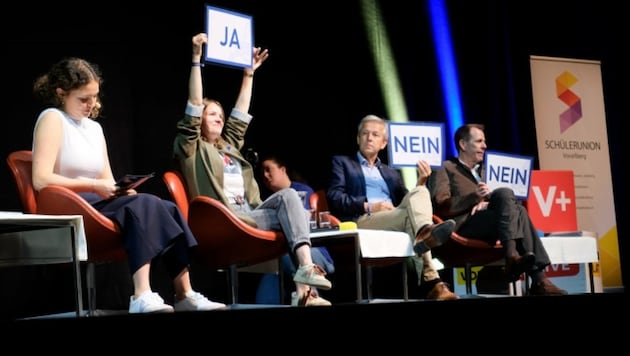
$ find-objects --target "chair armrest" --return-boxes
[36,185,119,234]
[189,196,280,239]
[187,195,287,268]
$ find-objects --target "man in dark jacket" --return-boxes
[428,123,566,295]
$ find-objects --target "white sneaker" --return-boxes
[129,291,174,314]
[293,264,332,290]
[174,290,226,312]
[291,289,332,306]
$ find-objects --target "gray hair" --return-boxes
[357,114,389,141]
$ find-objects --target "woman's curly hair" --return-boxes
[33,57,103,118]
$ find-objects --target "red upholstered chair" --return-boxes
[162,170,190,220]
[162,170,288,304]
[6,150,127,315]
[6,150,38,214]
[430,215,506,296]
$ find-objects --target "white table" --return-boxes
[541,235,599,293]
[310,229,600,299]
[0,212,87,317]
[483,234,599,296]
[310,228,414,302]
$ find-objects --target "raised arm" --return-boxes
[189,33,206,106]
[233,46,269,113]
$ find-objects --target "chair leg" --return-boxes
[524,274,530,293]
[464,263,473,295]
[401,262,408,301]
[277,258,284,304]
[86,262,96,316]
[228,265,238,304]
[508,273,527,296]
[365,265,373,301]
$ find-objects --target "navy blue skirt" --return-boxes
[82,192,197,276]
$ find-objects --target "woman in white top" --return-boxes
[32,57,226,313]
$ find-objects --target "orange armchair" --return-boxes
[162,170,288,304]
[6,150,38,214]
[430,215,505,296]
[162,170,190,219]
[6,150,127,316]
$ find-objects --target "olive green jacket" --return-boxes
[173,102,262,227]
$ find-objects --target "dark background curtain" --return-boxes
[2,1,626,316]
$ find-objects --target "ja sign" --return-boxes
[204,5,253,69]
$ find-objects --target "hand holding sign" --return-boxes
[483,150,533,199]
[476,182,491,200]
[387,122,445,168]
[205,5,253,69]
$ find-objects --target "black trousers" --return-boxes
[455,187,551,271]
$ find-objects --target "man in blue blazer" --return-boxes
[327,114,458,300]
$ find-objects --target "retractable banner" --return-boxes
[529,55,621,289]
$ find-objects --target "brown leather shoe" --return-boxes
[529,278,568,296]
[426,281,459,300]
[504,252,535,282]
[413,219,455,255]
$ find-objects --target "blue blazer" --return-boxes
[326,154,408,222]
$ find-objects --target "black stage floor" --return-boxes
[5,291,626,351]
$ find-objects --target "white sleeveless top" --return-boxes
[34,108,105,179]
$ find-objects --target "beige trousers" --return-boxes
[356,185,439,284]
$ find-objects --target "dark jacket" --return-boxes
[427,157,485,230]
[173,106,262,227]
[326,153,408,222]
